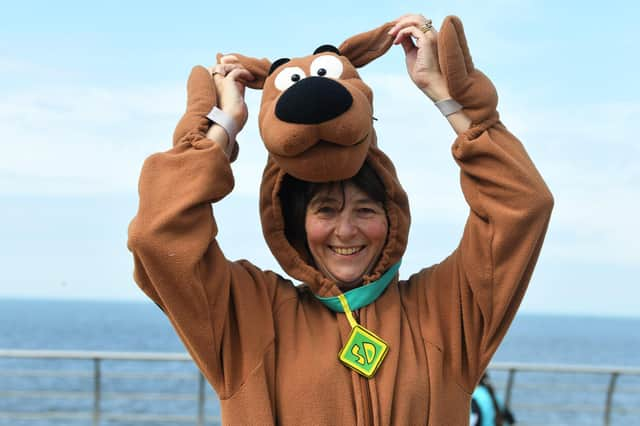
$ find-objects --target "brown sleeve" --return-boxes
[418,117,554,391]
[127,135,286,399]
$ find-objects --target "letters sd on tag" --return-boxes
[338,325,389,378]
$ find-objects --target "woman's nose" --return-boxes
[335,214,357,239]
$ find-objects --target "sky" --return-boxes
[1,0,638,317]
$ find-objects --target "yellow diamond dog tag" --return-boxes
[339,324,389,378]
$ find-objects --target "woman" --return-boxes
[128,13,553,425]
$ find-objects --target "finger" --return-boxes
[427,28,440,58]
[406,25,437,46]
[399,35,415,55]
[212,63,251,79]
[398,26,440,70]
[226,67,254,84]
[389,14,433,36]
[219,54,239,65]
[391,13,425,28]
[417,27,438,48]
[393,26,413,45]
[225,68,255,99]
[224,71,247,98]
[394,26,430,46]
[224,63,252,76]
[211,63,228,79]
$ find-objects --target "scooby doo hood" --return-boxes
[223,22,411,296]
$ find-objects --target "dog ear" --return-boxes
[437,16,498,123]
[338,22,395,68]
[216,53,271,89]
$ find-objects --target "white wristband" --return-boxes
[434,99,463,117]
[207,106,238,145]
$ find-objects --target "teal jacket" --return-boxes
[471,385,499,426]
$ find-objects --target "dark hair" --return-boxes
[279,161,387,256]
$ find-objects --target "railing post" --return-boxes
[93,358,101,426]
[604,372,619,426]
[198,372,205,426]
[504,368,516,408]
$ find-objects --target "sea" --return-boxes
[0,299,638,425]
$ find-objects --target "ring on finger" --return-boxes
[420,18,433,33]
[212,69,226,77]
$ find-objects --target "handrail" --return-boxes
[4,350,640,374]
[0,349,639,425]
[0,349,210,426]
[0,349,192,361]
[490,361,640,375]
[489,362,640,426]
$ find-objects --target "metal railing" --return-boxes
[488,362,640,426]
[0,349,639,425]
[0,350,217,425]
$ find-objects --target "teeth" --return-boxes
[331,246,363,255]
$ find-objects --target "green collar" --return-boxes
[314,262,401,312]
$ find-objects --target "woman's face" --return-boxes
[305,182,388,289]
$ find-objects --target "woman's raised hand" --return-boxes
[388,14,450,103]
[388,14,472,134]
[208,55,254,132]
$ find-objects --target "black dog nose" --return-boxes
[275,77,353,124]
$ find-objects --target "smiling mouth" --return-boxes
[330,246,365,256]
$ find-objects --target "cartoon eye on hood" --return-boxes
[310,55,343,79]
[274,66,306,91]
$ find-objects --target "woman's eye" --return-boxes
[274,66,307,91]
[310,55,343,79]
[318,206,335,214]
